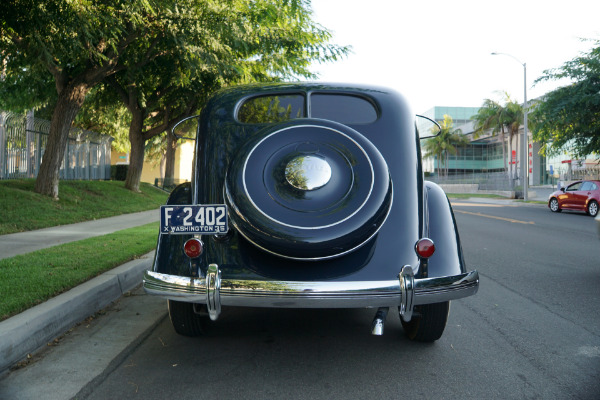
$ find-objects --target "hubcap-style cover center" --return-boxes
[285,155,332,191]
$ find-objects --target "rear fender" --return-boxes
[423,181,466,278]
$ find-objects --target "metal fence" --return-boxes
[552,165,600,182]
[428,171,515,191]
[428,167,600,192]
[0,111,112,180]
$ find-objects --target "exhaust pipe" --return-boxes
[371,307,389,335]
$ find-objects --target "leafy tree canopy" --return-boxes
[75,86,131,153]
[1,0,158,109]
[471,93,525,179]
[87,0,349,191]
[1,0,170,197]
[472,93,523,140]
[531,39,600,159]
[0,0,349,196]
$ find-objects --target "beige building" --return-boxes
[110,140,195,185]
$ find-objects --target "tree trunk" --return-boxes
[500,129,508,178]
[163,130,178,188]
[442,152,447,178]
[34,82,89,199]
[513,135,523,186]
[508,135,514,181]
[124,111,145,192]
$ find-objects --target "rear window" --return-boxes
[238,94,304,124]
[580,182,595,191]
[310,94,378,124]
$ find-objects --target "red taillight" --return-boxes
[415,238,435,259]
[184,238,203,258]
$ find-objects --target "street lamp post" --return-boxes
[491,52,528,201]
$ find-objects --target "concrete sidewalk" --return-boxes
[0,285,167,400]
[525,185,555,201]
[463,186,554,205]
[0,210,161,373]
[0,209,158,260]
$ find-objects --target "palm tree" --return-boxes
[504,99,524,181]
[471,94,524,181]
[471,98,509,177]
[423,115,469,177]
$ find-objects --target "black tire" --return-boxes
[549,198,561,213]
[168,300,211,337]
[588,200,599,217]
[400,301,450,342]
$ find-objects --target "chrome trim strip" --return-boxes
[143,269,479,309]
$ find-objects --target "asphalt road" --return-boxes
[4,200,600,399]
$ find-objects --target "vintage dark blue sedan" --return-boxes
[143,83,479,342]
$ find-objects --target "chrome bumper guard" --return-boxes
[143,264,479,321]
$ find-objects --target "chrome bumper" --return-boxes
[143,265,479,321]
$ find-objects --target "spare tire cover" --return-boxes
[225,119,392,260]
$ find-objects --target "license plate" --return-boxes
[160,205,228,234]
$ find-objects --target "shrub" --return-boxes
[111,164,128,181]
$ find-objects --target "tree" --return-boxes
[3,0,347,196]
[1,0,167,198]
[472,98,509,176]
[0,0,348,197]
[75,87,131,154]
[423,115,468,177]
[471,94,524,180]
[60,0,348,192]
[504,98,524,180]
[531,40,600,159]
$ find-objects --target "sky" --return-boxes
[309,0,600,114]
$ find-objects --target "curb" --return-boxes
[0,251,155,373]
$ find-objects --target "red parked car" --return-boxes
[548,180,600,217]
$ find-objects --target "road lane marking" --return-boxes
[454,209,535,224]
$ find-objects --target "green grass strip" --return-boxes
[0,180,168,235]
[0,222,159,321]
